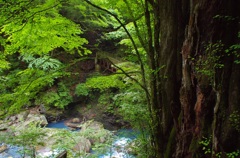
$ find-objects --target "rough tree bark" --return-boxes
[145,0,187,157]
[175,0,240,157]
[148,0,239,157]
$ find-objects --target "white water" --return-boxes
[99,137,135,158]
[0,122,136,158]
[0,144,24,158]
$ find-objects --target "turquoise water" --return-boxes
[0,144,23,158]
[98,137,135,158]
[0,122,137,158]
[46,122,137,158]
[0,121,68,158]
[46,120,68,128]
[96,129,137,158]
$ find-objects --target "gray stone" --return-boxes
[81,120,104,131]
[0,123,8,131]
[16,111,29,122]
[73,137,91,153]
[39,104,46,114]
[23,114,48,127]
[65,122,81,129]
[9,116,17,122]
[71,118,80,123]
[80,120,113,145]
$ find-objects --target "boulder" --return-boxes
[71,118,81,123]
[9,116,17,122]
[125,140,139,155]
[65,122,81,129]
[38,104,46,114]
[73,137,91,153]
[80,120,113,145]
[23,114,48,127]
[16,111,29,122]
[36,128,92,157]
[1,112,48,132]
[0,144,7,153]
[81,120,104,131]
[0,123,8,131]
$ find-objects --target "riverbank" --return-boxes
[0,109,137,158]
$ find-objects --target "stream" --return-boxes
[97,129,136,158]
[46,121,136,158]
[0,121,136,158]
[98,137,133,158]
[0,145,23,158]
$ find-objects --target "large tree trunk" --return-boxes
[147,0,240,157]
[174,0,240,157]
[157,0,188,157]
[145,0,187,157]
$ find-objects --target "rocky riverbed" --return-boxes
[0,110,113,157]
[0,109,137,158]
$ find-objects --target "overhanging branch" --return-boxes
[107,59,149,93]
[83,0,150,99]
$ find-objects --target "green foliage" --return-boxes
[62,0,119,31]
[89,0,148,63]
[75,83,90,97]
[113,85,149,125]
[199,136,212,155]
[229,110,240,132]
[96,91,115,114]
[199,136,240,158]
[53,129,89,157]
[0,0,93,115]
[98,92,113,105]
[226,150,240,158]
[0,59,10,71]
[195,41,224,82]
[103,28,128,41]
[213,15,237,21]
[20,54,62,71]
[225,31,240,64]
[1,12,89,56]
[85,74,125,91]
[0,68,66,114]
[104,18,147,63]
[112,82,152,157]
[36,82,73,109]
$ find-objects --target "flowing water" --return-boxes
[0,144,24,158]
[98,137,135,158]
[96,129,137,158]
[0,121,136,158]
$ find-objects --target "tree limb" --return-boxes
[113,12,145,31]
[83,0,150,99]
[106,58,149,93]
[123,0,148,52]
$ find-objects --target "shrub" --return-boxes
[75,83,90,97]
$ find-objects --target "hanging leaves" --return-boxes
[2,14,89,55]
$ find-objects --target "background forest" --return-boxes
[0,0,240,158]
